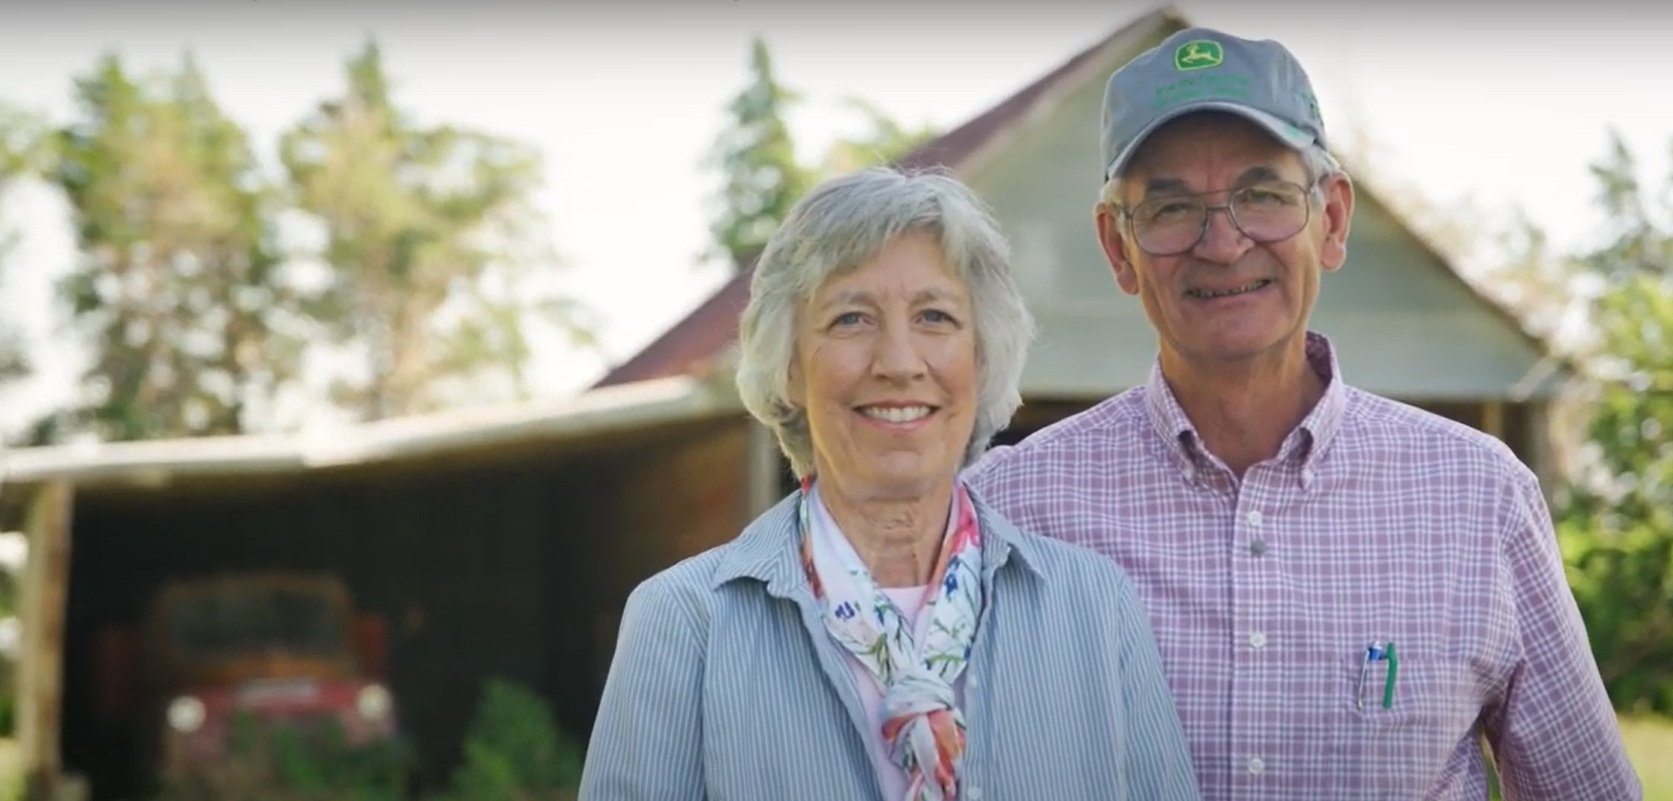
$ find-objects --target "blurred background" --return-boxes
[0,1,1669,799]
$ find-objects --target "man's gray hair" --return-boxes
[735,167,1036,479]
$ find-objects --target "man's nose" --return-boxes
[1193,204,1254,263]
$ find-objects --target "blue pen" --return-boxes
[1356,640,1386,709]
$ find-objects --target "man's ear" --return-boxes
[1095,204,1141,296]
[1319,173,1354,272]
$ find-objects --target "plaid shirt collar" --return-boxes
[1142,331,1349,485]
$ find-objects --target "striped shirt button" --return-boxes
[1248,631,1268,649]
[1245,510,1264,527]
[1248,757,1266,775]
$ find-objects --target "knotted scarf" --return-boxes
[798,478,983,801]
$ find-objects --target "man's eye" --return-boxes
[1237,186,1296,207]
[920,309,956,325]
[1142,200,1197,223]
[831,312,865,327]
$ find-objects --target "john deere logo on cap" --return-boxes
[1174,40,1224,71]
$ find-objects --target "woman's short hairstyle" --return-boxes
[735,167,1036,480]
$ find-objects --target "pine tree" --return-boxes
[281,42,588,420]
[50,54,298,440]
[706,37,807,272]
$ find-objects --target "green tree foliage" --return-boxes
[817,97,938,175]
[47,55,300,441]
[443,678,583,801]
[1556,132,1673,713]
[705,41,939,273]
[0,105,51,387]
[281,43,582,420]
[706,37,808,272]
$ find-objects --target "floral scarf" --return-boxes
[798,478,984,801]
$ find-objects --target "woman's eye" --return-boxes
[920,309,956,325]
[831,311,865,327]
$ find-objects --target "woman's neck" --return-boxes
[817,477,954,588]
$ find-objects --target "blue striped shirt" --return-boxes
[580,491,1202,800]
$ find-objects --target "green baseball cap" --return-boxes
[1101,27,1328,180]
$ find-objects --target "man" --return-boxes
[966,26,1640,800]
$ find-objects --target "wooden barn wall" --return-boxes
[563,422,752,738]
[55,419,750,799]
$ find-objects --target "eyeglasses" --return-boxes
[1116,179,1319,257]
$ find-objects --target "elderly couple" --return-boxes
[580,27,1641,801]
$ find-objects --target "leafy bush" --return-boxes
[1553,136,1673,715]
[153,715,412,801]
[442,678,583,801]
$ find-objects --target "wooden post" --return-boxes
[745,422,781,520]
[17,481,74,800]
[1481,400,1506,441]
[1524,402,1559,501]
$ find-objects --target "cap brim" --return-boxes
[1104,101,1317,180]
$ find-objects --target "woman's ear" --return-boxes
[786,357,804,408]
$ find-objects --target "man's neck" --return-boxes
[1160,343,1326,477]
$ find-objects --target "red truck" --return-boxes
[95,572,398,780]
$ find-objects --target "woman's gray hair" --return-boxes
[735,167,1036,479]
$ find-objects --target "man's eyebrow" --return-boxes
[1140,177,1192,197]
[1139,165,1295,199]
[1235,165,1285,184]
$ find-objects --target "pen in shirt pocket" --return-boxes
[1356,640,1399,710]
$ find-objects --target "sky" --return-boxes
[1,0,1671,435]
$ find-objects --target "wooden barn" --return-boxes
[2,376,758,799]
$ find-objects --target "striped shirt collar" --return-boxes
[1142,331,1349,481]
[709,485,1047,595]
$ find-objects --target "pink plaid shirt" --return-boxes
[966,333,1639,801]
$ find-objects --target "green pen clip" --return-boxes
[1381,640,1399,710]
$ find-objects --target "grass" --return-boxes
[0,738,16,801]
[1622,714,1673,800]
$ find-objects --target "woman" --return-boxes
[581,168,1198,800]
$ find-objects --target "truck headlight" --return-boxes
[356,684,393,721]
[166,696,206,734]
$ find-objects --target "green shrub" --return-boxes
[153,714,412,801]
[443,678,583,801]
